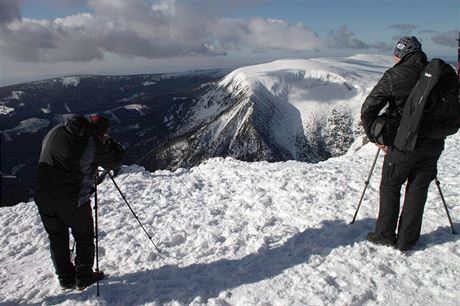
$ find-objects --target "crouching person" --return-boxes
[34,114,125,290]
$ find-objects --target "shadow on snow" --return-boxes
[4,218,459,306]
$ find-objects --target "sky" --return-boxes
[0,0,458,86]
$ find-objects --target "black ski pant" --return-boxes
[375,138,444,249]
[35,193,94,283]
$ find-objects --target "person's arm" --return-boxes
[95,138,125,170]
[361,71,393,143]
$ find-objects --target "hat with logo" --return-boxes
[393,36,422,59]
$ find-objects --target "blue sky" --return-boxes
[0,0,458,85]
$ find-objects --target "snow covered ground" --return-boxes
[1,131,459,305]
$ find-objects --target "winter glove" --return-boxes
[106,138,126,157]
[96,138,125,170]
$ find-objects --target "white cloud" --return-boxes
[326,25,368,50]
[370,41,393,52]
[389,24,417,32]
[432,30,458,47]
[0,0,325,63]
[0,0,21,25]
[212,17,323,52]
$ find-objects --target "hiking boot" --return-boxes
[59,278,75,290]
[395,242,414,252]
[367,232,396,247]
[76,270,105,291]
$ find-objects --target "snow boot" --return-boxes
[58,268,75,290]
[59,278,75,290]
[395,241,414,252]
[367,232,396,247]
[76,270,105,291]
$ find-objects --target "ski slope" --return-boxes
[1,132,459,305]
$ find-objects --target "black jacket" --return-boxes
[36,116,124,207]
[361,52,428,142]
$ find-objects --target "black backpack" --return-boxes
[393,59,460,152]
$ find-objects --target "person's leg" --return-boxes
[61,202,95,283]
[36,199,75,288]
[374,150,412,242]
[397,157,438,250]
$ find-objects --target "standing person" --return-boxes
[34,114,124,290]
[361,36,446,252]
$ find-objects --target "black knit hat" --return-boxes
[393,36,422,59]
[89,113,110,134]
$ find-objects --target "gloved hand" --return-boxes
[105,138,126,155]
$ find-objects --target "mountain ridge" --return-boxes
[141,55,393,169]
[1,55,393,205]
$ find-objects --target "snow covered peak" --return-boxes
[186,55,393,163]
[220,55,392,92]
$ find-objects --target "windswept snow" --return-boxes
[11,91,24,100]
[0,103,14,115]
[117,93,140,103]
[61,76,81,87]
[123,104,149,115]
[1,132,459,305]
[0,91,24,115]
[1,118,50,141]
[41,104,52,114]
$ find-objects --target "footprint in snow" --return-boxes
[163,233,187,247]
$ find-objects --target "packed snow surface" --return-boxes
[1,131,459,305]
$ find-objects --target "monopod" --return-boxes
[94,172,101,296]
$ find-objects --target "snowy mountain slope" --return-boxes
[0,70,226,206]
[142,55,393,170]
[1,132,459,305]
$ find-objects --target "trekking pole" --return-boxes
[71,169,109,258]
[94,173,100,297]
[70,240,76,257]
[434,177,457,234]
[350,147,381,224]
[457,31,459,75]
[106,171,162,254]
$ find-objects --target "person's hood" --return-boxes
[64,116,95,137]
[397,51,428,66]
